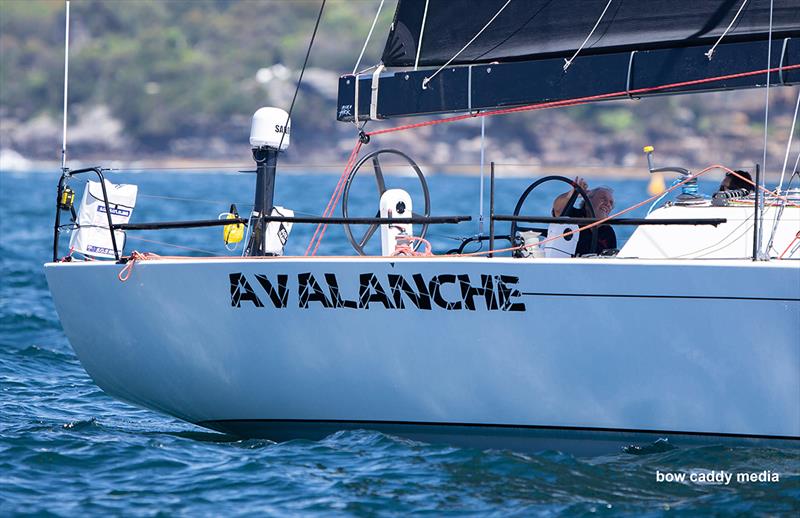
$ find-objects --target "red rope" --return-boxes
[118,251,160,282]
[465,165,791,258]
[779,231,800,259]
[392,235,433,256]
[366,64,800,137]
[308,63,799,253]
[305,140,363,255]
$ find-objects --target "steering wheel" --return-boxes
[342,149,431,256]
[510,175,597,256]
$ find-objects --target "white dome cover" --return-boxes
[249,107,291,150]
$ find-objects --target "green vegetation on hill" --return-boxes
[1,0,394,155]
[0,0,794,170]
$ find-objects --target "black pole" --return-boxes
[493,215,727,226]
[52,174,66,262]
[115,215,470,231]
[246,147,279,256]
[95,170,121,261]
[753,163,760,261]
[489,161,495,258]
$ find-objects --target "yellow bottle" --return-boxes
[223,204,244,245]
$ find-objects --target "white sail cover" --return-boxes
[69,180,137,259]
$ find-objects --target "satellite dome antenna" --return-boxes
[245,107,291,256]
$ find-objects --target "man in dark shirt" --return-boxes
[719,170,753,192]
[552,177,617,256]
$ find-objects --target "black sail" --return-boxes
[338,0,800,122]
[383,0,800,67]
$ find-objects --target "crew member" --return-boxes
[719,170,753,192]
[552,177,617,255]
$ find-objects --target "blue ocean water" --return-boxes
[1,169,798,516]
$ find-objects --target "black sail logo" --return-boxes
[229,272,525,312]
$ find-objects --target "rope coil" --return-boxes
[118,251,160,282]
[393,235,433,256]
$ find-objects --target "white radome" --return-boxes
[249,106,291,150]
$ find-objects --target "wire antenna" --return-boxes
[61,1,71,172]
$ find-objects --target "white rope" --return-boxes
[422,0,512,89]
[354,64,379,76]
[414,0,430,71]
[757,0,774,260]
[777,88,800,191]
[705,0,749,60]
[353,72,360,126]
[61,1,70,171]
[370,63,385,120]
[353,0,385,74]
[563,0,613,72]
[765,87,799,255]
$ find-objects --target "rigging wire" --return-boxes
[306,63,800,253]
[353,0,385,74]
[779,230,800,259]
[705,0,749,60]
[459,167,790,258]
[757,0,775,259]
[765,87,800,255]
[414,0,430,71]
[778,87,800,191]
[125,237,218,256]
[563,0,613,72]
[672,214,755,259]
[107,165,251,171]
[137,193,253,206]
[119,166,792,262]
[422,0,512,89]
[277,0,325,153]
[247,0,324,254]
[60,1,70,171]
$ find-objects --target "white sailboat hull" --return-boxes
[45,257,800,453]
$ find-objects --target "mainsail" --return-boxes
[383,0,799,66]
[337,0,799,122]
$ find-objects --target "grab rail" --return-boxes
[53,181,471,261]
[53,167,120,261]
[492,215,727,226]
[113,215,471,231]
